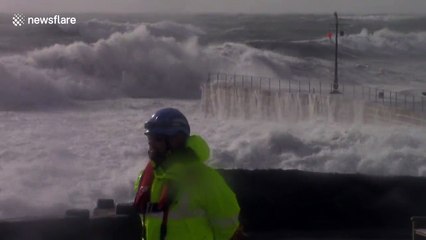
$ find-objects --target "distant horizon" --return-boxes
[1,11,426,16]
[2,0,426,15]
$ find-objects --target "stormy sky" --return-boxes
[1,0,426,14]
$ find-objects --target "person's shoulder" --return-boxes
[177,161,217,185]
[163,151,203,179]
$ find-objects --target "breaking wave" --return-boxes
[1,18,425,110]
[340,14,422,22]
[58,19,204,42]
[316,28,426,56]
[251,28,426,59]
[341,28,426,55]
[0,23,207,110]
[58,18,138,41]
[209,119,426,176]
[0,20,331,110]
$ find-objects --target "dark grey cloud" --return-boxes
[1,0,425,14]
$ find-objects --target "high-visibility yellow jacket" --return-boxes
[135,135,240,240]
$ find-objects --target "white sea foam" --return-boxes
[0,98,425,219]
[315,28,426,55]
[341,15,421,22]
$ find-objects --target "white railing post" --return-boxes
[269,78,271,91]
[279,78,281,93]
[259,77,262,91]
[382,89,385,104]
[299,79,301,93]
[404,94,407,107]
[289,79,291,93]
[413,96,415,111]
[309,80,311,93]
[241,75,244,88]
[374,88,379,102]
[368,87,371,101]
[375,88,378,102]
[395,92,398,107]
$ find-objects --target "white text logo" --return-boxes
[12,14,77,27]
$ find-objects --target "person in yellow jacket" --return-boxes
[134,108,241,240]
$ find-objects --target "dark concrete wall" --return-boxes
[220,169,426,238]
[2,170,426,239]
[0,207,141,240]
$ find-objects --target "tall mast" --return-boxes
[331,12,340,94]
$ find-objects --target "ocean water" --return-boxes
[0,13,426,219]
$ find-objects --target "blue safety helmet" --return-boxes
[144,108,190,137]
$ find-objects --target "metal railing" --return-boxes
[206,72,426,114]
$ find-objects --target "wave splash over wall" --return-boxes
[211,122,426,176]
[202,80,426,176]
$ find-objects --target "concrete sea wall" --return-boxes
[2,169,426,239]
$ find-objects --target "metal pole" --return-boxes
[332,12,339,93]
[309,80,311,93]
[389,91,392,106]
[251,76,253,89]
[234,74,237,88]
